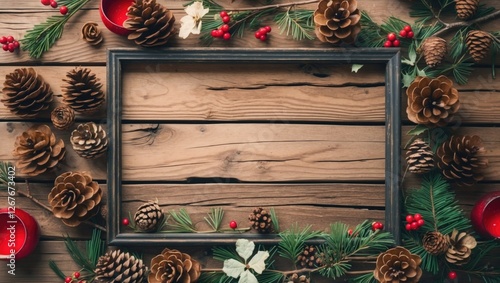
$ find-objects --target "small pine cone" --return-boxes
[436,135,488,186]
[313,0,361,44]
[466,30,493,62]
[70,122,108,159]
[81,22,103,46]
[133,200,164,232]
[51,105,75,130]
[62,67,104,114]
[287,273,310,283]
[13,124,65,176]
[423,231,449,255]
[124,0,176,47]
[297,245,323,268]
[445,229,477,265]
[249,207,273,233]
[374,246,422,283]
[406,139,434,174]
[48,171,102,227]
[1,68,53,118]
[95,249,147,283]
[149,248,201,283]
[418,36,447,68]
[455,0,479,20]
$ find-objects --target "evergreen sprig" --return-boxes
[167,208,197,233]
[274,9,315,41]
[0,161,12,189]
[278,223,321,264]
[20,0,91,59]
[204,207,224,232]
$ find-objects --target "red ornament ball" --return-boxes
[50,1,58,8]
[6,36,14,43]
[405,223,412,231]
[417,219,425,227]
[387,32,397,42]
[60,6,68,15]
[13,41,20,49]
[255,31,262,39]
[259,34,267,42]
[405,215,414,223]
[229,220,238,229]
[448,271,457,280]
[2,44,8,51]
[65,277,73,283]
[0,36,7,44]
[410,221,419,230]
[264,26,272,33]
[121,218,130,226]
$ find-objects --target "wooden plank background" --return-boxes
[0,0,499,282]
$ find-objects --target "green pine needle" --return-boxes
[274,9,315,41]
[0,161,12,189]
[167,208,197,233]
[199,271,235,283]
[204,207,224,232]
[450,28,470,61]
[86,229,105,268]
[20,0,91,59]
[212,245,240,262]
[269,207,280,233]
[278,223,321,263]
[49,260,67,280]
[63,234,95,273]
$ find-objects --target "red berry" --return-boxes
[387,32,397,42]
[2,44,8,51]
[405,215,414,223]
[13,41,20,49]
[405,223,412,231]
[121,218,129,226]
[50,1,58,8]
[448,271,457,280]
[229,220,237,229]
[407,31,414,39]
[41,0,51,5]
[8,43,15,52]
[222,16,230,24]
[259,34,267,41]
[417,219,424,227]
[264,26,271,33]
[392,39,400,47]
[65,277,73,283]
[73,272,81,279]
[404,25,412,32]
[222,32,231,40]
[0,36,7,44]
[211,29,219,38]
[259,27,268,34]
[372,221,383,230]
[60,6,68,15]
[413,213,422,221]
[347,228,353,236]
[255,31,262,39]
[220,24,229,33]
[383,40,393,47]
[220,11,228,18]
[410,221,419,230]
[6,36,14,43]
[399,30,407,38]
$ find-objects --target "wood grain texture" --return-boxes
[121,123,386,182]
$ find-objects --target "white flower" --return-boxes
[223,239,270,283]
[179,1,209,39]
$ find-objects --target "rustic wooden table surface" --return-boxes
[0,0,499,282]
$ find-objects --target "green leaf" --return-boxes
[402,47,417,66]
[407,125,429,136]
[402,71,417,88]
[274,9,315,41]
[351,64,364,73]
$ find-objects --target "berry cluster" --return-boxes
[1,36,20,53]
[254,26,271,42]
[64,272,85,283]
[211,11,231,41]
[383,25,414,48]
[399,25,414,39]
[371,221,384,231]
[405,213,424,231]
[41,0,68,15]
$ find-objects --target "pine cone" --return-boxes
[313,0,361,44]
[70,122,108,159]
[249,207,273,233]
[149,248,201,283]
[51,105,75,130]
[297,245,323,268]
[422,231,449,255]
[406,139,434,174]
[133,200,164,232]
[124,0,176,47]
[406,75,460,127]
[374,246,422,283]
[62,67,104,114]
[95,249,147,283]
[418,36,447,68]
[287,273,310,283]
[1,68,53,118]
[466,30,493,62]
[436,135,488,186]
[48,171,102,227]
[455,0,479,20]
[445,229,477,265]
[81,22,103,46]
[13,124,65,176]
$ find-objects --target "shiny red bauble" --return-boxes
[471,191,500,238]
[0,208,40,260]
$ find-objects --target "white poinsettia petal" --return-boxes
[236,239,255,261]
[223,258,246,279]
[248,251,269,274]
[191,21,203,35]
[239,270,259,283]
[184,1,202,16]
[179,17,196,39]
[199,7,210,17]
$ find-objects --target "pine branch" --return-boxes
[204,207,224,232]
[278,223,321,263]
[432,9,500,38]
[167,208,197,232]
[274,9,314,41]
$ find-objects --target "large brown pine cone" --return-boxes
[124,0,176,47]
[406,75,460,127]
[48,171,102,227]
[13,124,65,176]
[51,105,75,130]
[422,231,449,255]
[436,135,488,186]
[455,0,479,20]
[406,138,434,174]
[149,248,201,283]
[1,68,53,117]
[374,246,422,283]
[418,36,447,68]
[62,67,104,114]
[95,249,147,283]
[70,122,108,159]
[313,0,361,44]
[466,30,493,62]
[134,200,164,232]
[445,229,477,265]
[249,207,273,233]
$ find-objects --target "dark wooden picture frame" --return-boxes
[106,48,401,246]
